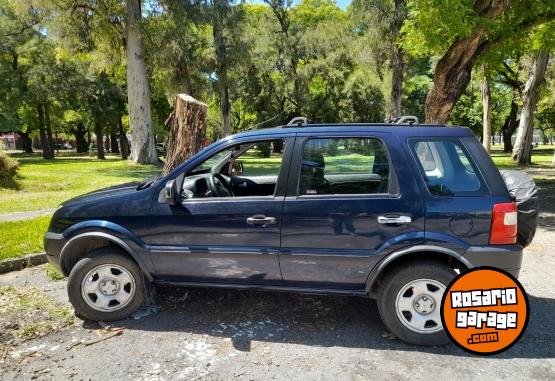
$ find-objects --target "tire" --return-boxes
[67,247,146,321]
[377,260,456,346]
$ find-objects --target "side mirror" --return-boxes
[164,179,177,205]
[231,160,244,176]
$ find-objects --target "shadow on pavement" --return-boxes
[82,286,554,360]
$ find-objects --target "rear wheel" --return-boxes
[377,261,456,346]
[67,248,146,321]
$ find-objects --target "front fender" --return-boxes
[60,220,153,281]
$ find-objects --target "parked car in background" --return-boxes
[44,117,537,346]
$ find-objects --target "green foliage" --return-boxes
[292,0,345,27]
[401,0,477,57]
[401,0,555,57]
[1,0,555,153]
[402,74,430,122]
[0,150,19,185]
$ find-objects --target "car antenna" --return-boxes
[246,110,286,130]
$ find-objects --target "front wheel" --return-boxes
[67,248,146,321]
[377,261,456,346]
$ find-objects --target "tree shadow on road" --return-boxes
[83,287,554,360]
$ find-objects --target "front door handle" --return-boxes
[246,215,277,226]
[377,215,412,224]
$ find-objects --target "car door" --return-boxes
[149,136,294,285]
[279,132,425,290]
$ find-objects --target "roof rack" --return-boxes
[286,116,311,127]
[386,115,419,125]
[281,115,424,128]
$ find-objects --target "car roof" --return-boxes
[225,124,475,140]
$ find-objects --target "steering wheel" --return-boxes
[208,173,234,197]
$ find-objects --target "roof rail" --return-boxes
[286,116,311,127]
[387,115,419,125]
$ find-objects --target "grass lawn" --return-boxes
[490,145,554,169]
[0,155,162,214]
[0,216,51,260]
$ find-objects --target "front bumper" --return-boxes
[44,232,67,274]
[463,244,523,278]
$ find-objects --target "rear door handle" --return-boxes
[377,215,412,224]
[246,215,277,225]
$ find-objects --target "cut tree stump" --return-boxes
[163,94,208,174]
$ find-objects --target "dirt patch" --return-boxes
[0,286,74,355]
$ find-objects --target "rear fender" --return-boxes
[365,245,473,294]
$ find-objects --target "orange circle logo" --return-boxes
[440,267,529,355]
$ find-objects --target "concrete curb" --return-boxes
[0,253,47,274]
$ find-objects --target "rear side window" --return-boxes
[298,137,390,195]
[412,139,484,196]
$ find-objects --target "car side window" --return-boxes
[298,137,390,196]
[184,139,286,199]
[237,141,284,177]
[412,140,482,196]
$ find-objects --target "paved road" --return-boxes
[0,227,553,380]
[0,209,55,222]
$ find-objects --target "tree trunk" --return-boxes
[19,131,33,153]
[502,100,518,152]
[126,0,158,164]
[163,94,207,174]
[118,119,130,160]
[94,120,105,160]
[38,128,48,159]
[74,122,88,153]
[272,140,283,153]
[110,132,120,153]
[43,103,55,159]
[389,46,404,120]
[37,104,51,160]
[213,4,232,136]
[388,0,406,120]
[424,1,509,124]
[481,76,492,153]
[512,48,550,166]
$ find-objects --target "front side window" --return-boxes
[298,138,390,196]
[184,139,286,198]
[412,139,482,196]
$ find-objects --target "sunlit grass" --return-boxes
[490,146,553,169]
[0,216,51,260]
[0,155,162,214]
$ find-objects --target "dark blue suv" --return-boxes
[44,122,526,346]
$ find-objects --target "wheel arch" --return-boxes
[60,231,153,282]
[366,245,471,296]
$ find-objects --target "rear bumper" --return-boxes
[44,232,66,274]
[463,244,523,278]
